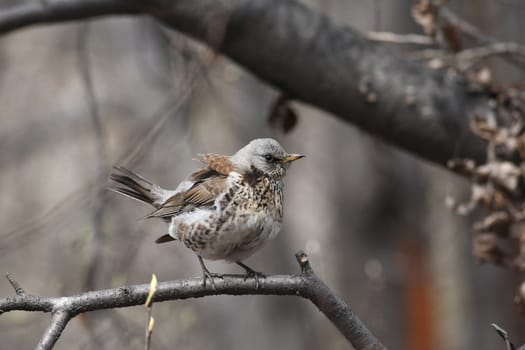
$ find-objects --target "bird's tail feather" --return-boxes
[109,166,165,207]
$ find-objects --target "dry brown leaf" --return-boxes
[473,211,511,236]
[442,23,462,52]
[268,94,299,134]
[474,233,507,265]
[412,0,438,37]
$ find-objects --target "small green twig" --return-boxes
[145,274,158,350]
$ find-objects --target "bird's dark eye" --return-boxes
[263,154,275,163]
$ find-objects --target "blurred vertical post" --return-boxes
[426,170,472,350]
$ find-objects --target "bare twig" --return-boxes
[144,314,154,350]
[77,21,108,292]
[456,42,525,70]
[117,10,224,167]
[144,274,157,350]
[0,252,386,350]
[116,78,194,166]
[438,7,490,44]
[410,42,525,71]
[439,6,525,68]
[0,9,220,255]
[5,272,25,296]
[76,22,110,350]
[116,33,221,167]
[492,323,517,350]
[37,311,72,350]
[366,31,434,45]
[0,185,90,253]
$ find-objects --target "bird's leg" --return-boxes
[197,256,222,288]
[236,261,266,288]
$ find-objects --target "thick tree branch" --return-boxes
[0,252,386,350]
[0,0,489,167]
[0,0,142,33]
[152,0,489,166]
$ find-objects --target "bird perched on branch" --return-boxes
[110,138,304,286]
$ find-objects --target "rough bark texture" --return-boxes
[1,253,386,350]
[154,0,488,165]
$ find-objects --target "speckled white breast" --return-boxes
[168,171,284,262]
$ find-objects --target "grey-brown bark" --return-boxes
[1,252,386,350]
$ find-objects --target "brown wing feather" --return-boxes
[145,169,228,219]
[184,176,228,206]
[197,154,236,175]
[145,192,185,218]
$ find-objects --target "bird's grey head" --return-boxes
[231,138,304,178]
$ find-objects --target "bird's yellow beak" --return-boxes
[282,154,305,163]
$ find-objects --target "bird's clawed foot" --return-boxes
[236,261,266,288]
[202,270,223,289]
[198,256,223,288]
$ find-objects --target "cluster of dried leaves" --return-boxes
[448,81,525,311]
[412,0,525,310]
[412,0,462,52]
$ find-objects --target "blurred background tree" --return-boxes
[0,0,524,349]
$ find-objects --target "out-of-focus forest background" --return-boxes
[0,0,524,349]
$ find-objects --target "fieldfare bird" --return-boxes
[110,138,304,285]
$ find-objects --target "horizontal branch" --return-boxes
[0,0,141,33]
[456,42,525,70]
[0,0,489,167]
[0,252,386,350]
[366,31,434,45]
[152,0,489,166]
[439,6,525,70]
